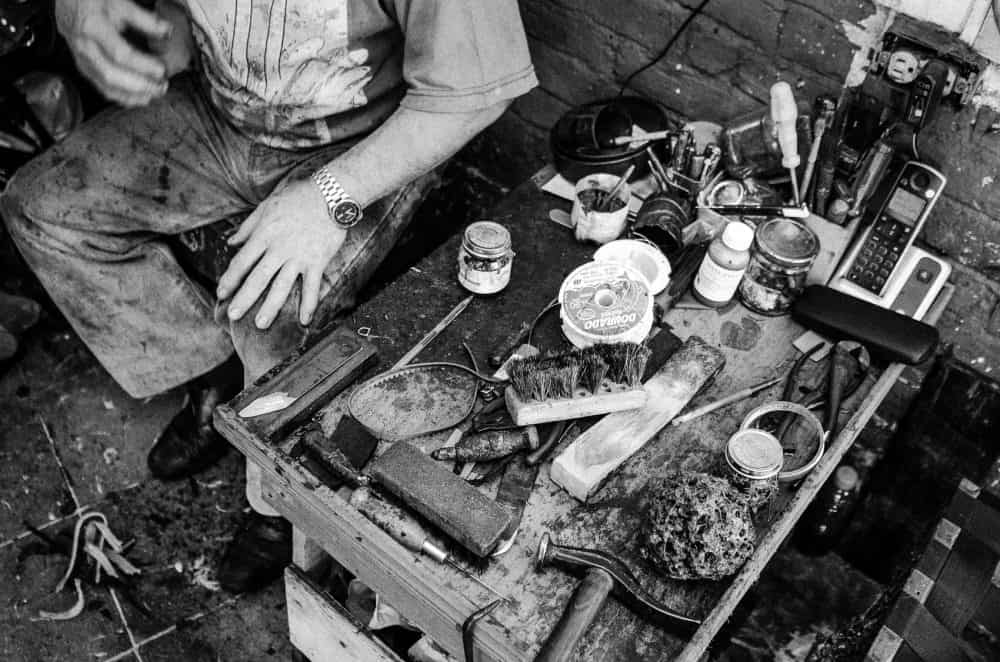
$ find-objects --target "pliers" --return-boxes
[781,340,871,440]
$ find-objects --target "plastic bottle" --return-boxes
[693,221,753,307]
[794,465,860,556]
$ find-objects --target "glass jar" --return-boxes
[738,217,819,315]
[725,428,783,512]
[721,105,811,179]
[457,221,514,294]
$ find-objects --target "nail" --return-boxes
[228,306,243,320]
[255,314,269,329]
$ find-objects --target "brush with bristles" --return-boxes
[505,342,651,426]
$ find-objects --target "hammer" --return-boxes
[534,534,701,662]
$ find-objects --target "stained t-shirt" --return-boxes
[181,0,537,149]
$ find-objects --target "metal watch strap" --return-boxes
[311,165,363,228]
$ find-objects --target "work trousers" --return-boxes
[1,75,421,515]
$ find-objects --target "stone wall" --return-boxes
[470,0,1000,377]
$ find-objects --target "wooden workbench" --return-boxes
[216,167,951,662]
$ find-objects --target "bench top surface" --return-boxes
[217,168,942,661]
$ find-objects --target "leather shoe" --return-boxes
[148,367,239,479]
[218,513,292,593]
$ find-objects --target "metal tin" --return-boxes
[457,221,514,294]
[738,217,819,315]
[725,428,783,511]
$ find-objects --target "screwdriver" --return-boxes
[349,487,507,603]
[770,81,802,207]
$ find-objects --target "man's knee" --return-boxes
[1,152,67,239]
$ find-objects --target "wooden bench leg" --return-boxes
[286,566,405,662]
[292,526,327,574]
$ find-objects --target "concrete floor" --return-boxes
[0,317,291,661]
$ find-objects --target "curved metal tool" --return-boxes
[534,534,700,661]
[463,599,502,662]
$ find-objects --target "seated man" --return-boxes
[1,0,536,592]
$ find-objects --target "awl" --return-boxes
[349,487,506,602]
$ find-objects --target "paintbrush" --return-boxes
[596,165,635,212]
[505,342,651,426]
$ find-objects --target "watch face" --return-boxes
[332,200,363,227]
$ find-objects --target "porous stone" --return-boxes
[639,470,756,580]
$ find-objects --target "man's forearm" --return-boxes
[322,101,511,208]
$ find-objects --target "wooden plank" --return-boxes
[550,336,725,501]
[285,566,404,662]
[674,284,954,662]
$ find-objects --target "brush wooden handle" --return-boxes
[505,386,647,427]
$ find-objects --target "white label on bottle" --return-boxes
[694,258,746,303]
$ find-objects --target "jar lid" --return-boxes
[722,222,754,252]
[726,428,783,479]
[464,221,511,257]
[755,218,820,266]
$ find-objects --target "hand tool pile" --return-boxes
[226,81,943,662]
[227,222,896,662]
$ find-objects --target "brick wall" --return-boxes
[470,0,1000,377]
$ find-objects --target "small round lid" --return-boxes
[834,465,859,491]
[464,221,511,257]
[726,428,783,478]
[721,222,754,252]
[755,218,819,266]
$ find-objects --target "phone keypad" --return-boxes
[847,216,912,294]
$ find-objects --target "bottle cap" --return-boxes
[755,218,819,266]
[721,222,754,252]
[834,465,859,491]
[726,428,783,479]
[464,221,511,258]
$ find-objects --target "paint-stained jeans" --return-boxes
[1,75,425,514]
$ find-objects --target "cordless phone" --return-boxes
[830,161,950,320]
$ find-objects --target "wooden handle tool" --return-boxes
[534,534,699,661]
[350,487,506,601]
[534,568,614,662]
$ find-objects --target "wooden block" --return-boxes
[370,441,513,557]
[292,528,327,574]
[228,325,377,443]
[550,336,725,501]
[285,566,404,662]
[504,384,647,426]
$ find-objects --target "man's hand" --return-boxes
[217,180,347,329]
[55,0,171,106]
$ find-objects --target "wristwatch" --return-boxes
[311,165,363,228]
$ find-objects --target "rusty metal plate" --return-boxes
[347,364,477,442]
